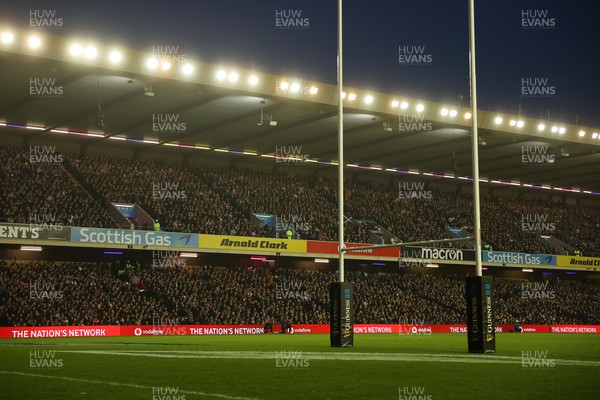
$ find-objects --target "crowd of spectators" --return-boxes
[1,145,599,255]
[0,261,173,326]
[67,154,259,236]
[194,168,369,242]
[1,261,598,327]
[0,146,113,228]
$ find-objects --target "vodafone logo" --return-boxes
[292,327,311,333]
[134,328,142,336]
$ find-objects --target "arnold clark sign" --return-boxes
[70,227,198,248]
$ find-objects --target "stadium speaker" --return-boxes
[330,282,354,347]
[465,275,496,353]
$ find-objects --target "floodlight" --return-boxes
[146,57,159,69]
[182,63,194,75]
[69,43,82,56]
[1,32,14,44]
[27,36,41,49]
[109,50,122,63]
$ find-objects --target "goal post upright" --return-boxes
[330,0,355,348]
[337,0,344,285]
[466,0,496,353]
[468,0,483,278]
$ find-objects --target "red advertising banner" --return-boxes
[2,325,121,339]
[354,324,551,334]
[1,324,595,339]
[550,325,600,333]
[307,241,399,258]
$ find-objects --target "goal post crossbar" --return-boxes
[340,237,474,252]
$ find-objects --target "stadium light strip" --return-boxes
[20,246,42,251]
[3,120,599,195]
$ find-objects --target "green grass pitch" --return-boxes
[1,334,599,399]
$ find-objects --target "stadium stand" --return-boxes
[0,146,113,229]
[1,261,597,327]
[1,145,598,256]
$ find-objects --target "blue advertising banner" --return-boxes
[70,227,198,248]
[112,203,136,218]
[483,251,556,266]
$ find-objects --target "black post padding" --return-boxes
[466,275,496,353]
[330,282,354,347]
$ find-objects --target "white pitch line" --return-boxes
[56,350,600,367]
[0,370,260,400]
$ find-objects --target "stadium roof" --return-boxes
[1,27,599,195]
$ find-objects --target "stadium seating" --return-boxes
[1,261,597,327]
[1,145,598,256]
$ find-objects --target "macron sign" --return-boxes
[70,227,198,248]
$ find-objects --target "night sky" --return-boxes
[2,0,599,127]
